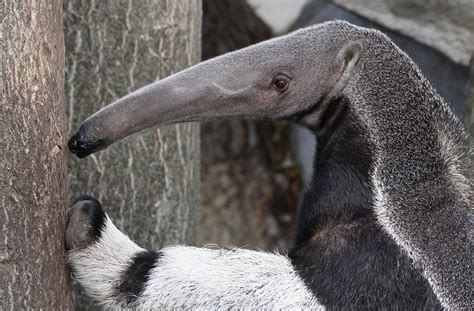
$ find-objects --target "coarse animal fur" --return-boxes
[68,205,320,309]
[66,21,473,310]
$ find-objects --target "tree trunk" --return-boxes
[1,0,72,309]
[63,1,201,309]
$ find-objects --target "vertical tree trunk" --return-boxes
[1,0,72,309]
[63,1,201,309]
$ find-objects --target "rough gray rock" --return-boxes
[332,0,474,66]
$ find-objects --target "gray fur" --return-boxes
[68,21,473,309]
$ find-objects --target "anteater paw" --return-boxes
[65,195,107,251]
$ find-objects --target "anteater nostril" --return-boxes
[68,127,107,158]
[68,137,78,150]
[68,133,82,153]
[68,130,92,157]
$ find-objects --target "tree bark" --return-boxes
[63,1,201,309]
[1,0,72,309]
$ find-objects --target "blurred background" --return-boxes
[199,0,473,251]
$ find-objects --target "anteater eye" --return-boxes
[273,79,289,92]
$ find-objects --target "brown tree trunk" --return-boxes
[1,0,72,309]
[63,1,201,309]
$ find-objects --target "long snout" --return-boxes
[68,75,203,157]
[67,27,312,158]
[68,55,257,158]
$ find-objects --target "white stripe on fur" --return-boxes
[137,246,323,310]
[68,216,323,309]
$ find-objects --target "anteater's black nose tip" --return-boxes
[68,128,108,158]
[68,131,92,158]
[68,135,78,151]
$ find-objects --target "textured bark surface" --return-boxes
[199,0,300,250]
[64,1,201,309]
[1,0,72,309]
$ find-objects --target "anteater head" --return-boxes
[68,21,363,158]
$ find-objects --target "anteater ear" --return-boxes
[337,41,363,71]
[331,41,363,96]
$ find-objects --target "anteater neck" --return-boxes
[289,96,441,309]
[295,97,374,244]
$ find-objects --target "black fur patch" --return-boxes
[71,195,106,240]
[289,103,442,309]
[117,251,162,303]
